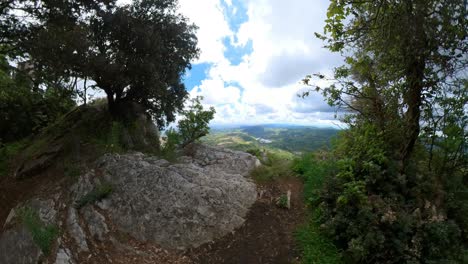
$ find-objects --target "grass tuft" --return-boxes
[18,207,59,255]
[293,152,343,263]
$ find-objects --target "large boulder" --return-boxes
[1,144,259,263]
[82,145,258,249]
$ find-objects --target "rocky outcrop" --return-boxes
[90,148,257,249]
[0,198,59,264]
[0,144,259,262]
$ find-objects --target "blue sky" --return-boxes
[178,0,343,128]
[120,0,343,127]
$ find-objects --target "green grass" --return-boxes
[293,152,343,263]
[18,207,59,255]
[75,183,113,209]
[295,221,343,264]
[249,151,293,182]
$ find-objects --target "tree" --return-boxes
[177,96,215,148]
[1,0,199,128]
[0,53,75,143]
[160,96,215,159]
[309,0,467,171]
[302,0,468,263]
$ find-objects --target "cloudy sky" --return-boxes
[121,0,344,127]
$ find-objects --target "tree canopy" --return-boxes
[303,0,467,263]
[1,0,199,127]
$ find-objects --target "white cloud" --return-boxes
[179,0,343,127]
[190,79,241,105]
[178,0,232,64]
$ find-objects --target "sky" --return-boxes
[119,0,344,128]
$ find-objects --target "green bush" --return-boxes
[161,128,181,161]
[18,207,59,255]
[314,123,468,264]
[0,55,75,143]
[0,140,29,177]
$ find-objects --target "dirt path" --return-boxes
[188,177,306,264]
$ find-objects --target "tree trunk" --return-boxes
[399,0,427,173]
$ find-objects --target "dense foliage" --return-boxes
[1,0,199,127]
[302,0,467,263]
[0,53,75,143]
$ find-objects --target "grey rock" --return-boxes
[66,207,89,252]
[189,144,261,176]
[31,198,57,226]
[0,226,42,264]
[55,247,75,264]
[82,207,109,241]
[87,144,258,249]
[14,144,62,179]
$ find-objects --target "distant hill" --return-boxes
[203,125,339,155]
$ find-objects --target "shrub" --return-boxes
[177,96,215,148]
[314,124,468,264]
[161,128,181,161]
[249,151,292,182]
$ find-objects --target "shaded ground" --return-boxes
[188,176,306,264]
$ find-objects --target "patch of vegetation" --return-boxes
[0,140,28,177]
[293,153,343,263]
[18,207,59,255]
[160,128,181,162]
[250,151,293,182]
[160,96,216,161]
[75,183,113,209]
[277,194,289,209]
[202,126,338,155]
[103,121,125,153]
[295,222,343,264]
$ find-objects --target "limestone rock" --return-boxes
[88,144,258,249]
[187,143,261,176]
[66,207,89,252]
[82,207,109,241]
[0,226,42,264]
[55,247,75,264]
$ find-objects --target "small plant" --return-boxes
[75,183,113,209]
[18,207,59,255]
[277,194,289,209]
[247,148,262,159]
[161,128,181,161]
